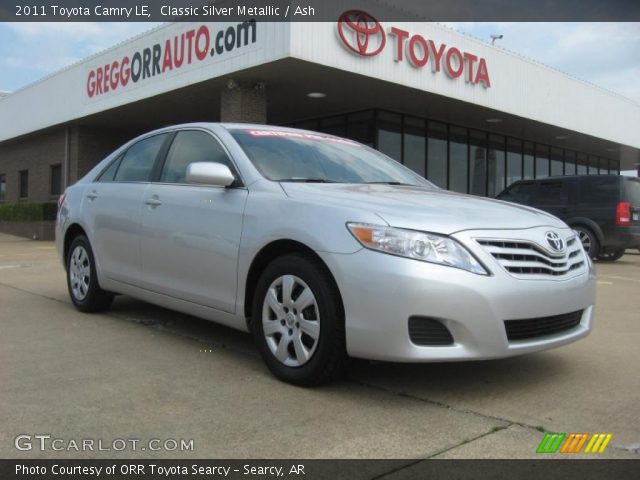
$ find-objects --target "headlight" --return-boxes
[347,223,488,275]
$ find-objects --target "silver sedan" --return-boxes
[56,123,596,385]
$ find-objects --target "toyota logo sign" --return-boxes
[337,10,386,57]
[545,232,565,252]
[335,10,491,88]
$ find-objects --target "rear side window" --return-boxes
[579,176,619,204]
[624,178,640,204]
[532,181,570,205]
[497,182,537,204]
[96,155,122,183]
[114,134,167,182]
[160,131,233,184]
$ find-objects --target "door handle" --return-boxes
[86,191,98,200]
[144,197,162,207]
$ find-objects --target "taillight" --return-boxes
[57,193,66,209]
[616,201,631,226]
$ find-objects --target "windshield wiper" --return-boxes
[366,181,417,186]
[279,178,340,183]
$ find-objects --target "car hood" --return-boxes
[280,183,567,234]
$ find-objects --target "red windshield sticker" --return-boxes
[247,130,360,146]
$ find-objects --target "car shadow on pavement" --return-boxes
[106,295,568,396]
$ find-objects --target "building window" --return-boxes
[535,144,550,179]
[19,170,28,199]
[449,126,468,194]
[50,164,62,196]
[550,147,563,176]
[377,111,402,162]
[588,155,599,175]
[523,142,535,180]
[577,153,588,174]
[488,134,506,196]
[427,121,447,188]
[469,129,487,196]
[0,174,6,202]
[599,157,609,174]
[319,115,346,137]
[506,138,523,187]
[346,111,375,147]
[403,116,426,176]
[564,150,577,175]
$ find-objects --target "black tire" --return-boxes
[597,248,625,262]
[66,235,113,313]
[251,253,348,386]
[573,226,600,259]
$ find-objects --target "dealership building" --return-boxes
[1,16,639,211]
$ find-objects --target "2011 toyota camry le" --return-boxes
[56,123,596,386]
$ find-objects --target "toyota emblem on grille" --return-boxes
[545,232,565,252]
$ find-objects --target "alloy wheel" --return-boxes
[577,230,592,254]
[262,274,321,367]
[69,245,91,301]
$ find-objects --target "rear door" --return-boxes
[85,133,170,284]
[574,176,620,237]
[138,129,248,313]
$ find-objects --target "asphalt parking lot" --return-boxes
[1,233,639,461]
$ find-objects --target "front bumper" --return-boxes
[318,229,596,362]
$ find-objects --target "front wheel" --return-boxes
[597,248,625,262]
[66,235,113,313]
[251,253,347,386]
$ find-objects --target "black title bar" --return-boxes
[1,0,640,22]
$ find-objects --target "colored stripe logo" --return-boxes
[537,433,613,454]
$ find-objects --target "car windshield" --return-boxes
[230,129,435,187]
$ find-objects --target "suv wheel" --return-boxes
[597,248,625,262]
[251,253,348,386]
[574,226,600,258]
[67,235,114,312]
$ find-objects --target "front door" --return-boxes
[138,130,248,313]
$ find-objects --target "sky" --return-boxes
[0,22,639,104]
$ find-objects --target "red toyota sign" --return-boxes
[337,10,386,57]
[336,11,491,88]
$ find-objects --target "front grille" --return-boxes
[408,317,454,346]
[504,310,583,341]
[478,236,585,278]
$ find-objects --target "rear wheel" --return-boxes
[597,248,625,262]
[67,235,113,312]
[574,226,600,259]
[251,253,347,386]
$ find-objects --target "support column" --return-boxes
[220,79,266,124]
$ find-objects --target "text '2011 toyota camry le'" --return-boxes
[56,123,596,385]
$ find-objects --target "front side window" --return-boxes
[160,131,233,183]
[19,170,28,199]
[230,129,433,187]
[114,134,167,182]
[497,182,537,204]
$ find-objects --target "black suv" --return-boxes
[496,175,640,261]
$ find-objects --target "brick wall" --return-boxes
[0,126,137,204]
[0,129,66,204]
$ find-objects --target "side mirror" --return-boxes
[186,162,235,187]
